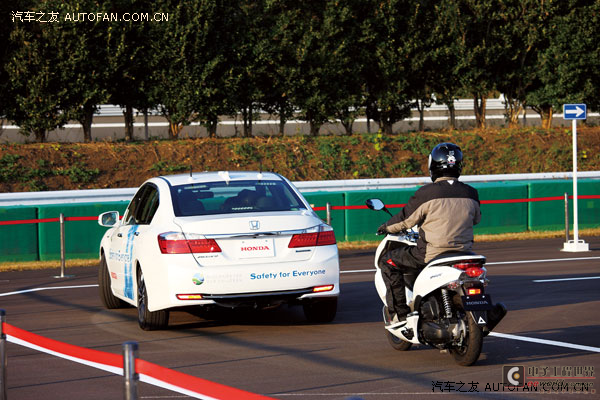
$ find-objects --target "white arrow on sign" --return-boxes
[565,105,585,117]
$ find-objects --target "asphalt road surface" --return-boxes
[1,237,599,399]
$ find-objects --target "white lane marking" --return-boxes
[340,269,374,274]
[534,276,600,283]
[486,256,600,265]
[2,284,598,357]
[0,284,98,297]
[340,255,600,274]
[489,332,600,353]
[139,374,219,400]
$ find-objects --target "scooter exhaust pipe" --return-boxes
[421,321,451,343]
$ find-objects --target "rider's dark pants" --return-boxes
[379,244,425,316]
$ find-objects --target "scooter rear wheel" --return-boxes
[387,331,412,351]
[449,312,482,366]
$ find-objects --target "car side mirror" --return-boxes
[98,211,120,227]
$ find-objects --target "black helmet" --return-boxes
[428,142,463,181]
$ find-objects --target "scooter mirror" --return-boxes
[366,198,385,211]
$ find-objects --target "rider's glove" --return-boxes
[377,223,388,235]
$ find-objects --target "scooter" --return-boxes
[366,198,507,366]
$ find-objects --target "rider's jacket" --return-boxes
[384,177,481,263]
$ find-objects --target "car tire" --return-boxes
[303,297,337,323]
[98,253,126,309]
[137,267,169,331]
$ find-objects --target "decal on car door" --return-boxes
[123,225,139,300]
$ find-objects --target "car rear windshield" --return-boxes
[171,179,308,217]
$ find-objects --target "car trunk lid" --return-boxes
[173,212,326,263]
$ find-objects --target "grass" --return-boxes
[0,228,597,272]
[0,258,99,272]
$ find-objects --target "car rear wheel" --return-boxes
[303,297,337,323]
[98,253,126,309]
[137,268,169,330]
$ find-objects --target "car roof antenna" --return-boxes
[189,165,193,178]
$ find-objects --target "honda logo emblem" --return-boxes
[249,220,260,230]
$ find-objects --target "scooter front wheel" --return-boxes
[449,312,482,366]
[387,331,412,351]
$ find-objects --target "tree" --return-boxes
[106,0,157,141]
[5,4,69,142]
[149,1,206,139]
[451,0,510,129]
[262,0,300,136]
[0,1,21,123]
[225,0,271,137]
[493,1,547,127]
[360,0,413,135]
[429,0,465,130]
[268,1,333,136]
[545,1,600,117]
[523,0,596,129]
[323,0,368,135]
[402,0,441,131]
[187,0,238,138]
[50,0,110,142]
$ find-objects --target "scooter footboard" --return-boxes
[386,313,420,344]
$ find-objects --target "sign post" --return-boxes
[562,104,589,252]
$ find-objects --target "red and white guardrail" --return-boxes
[0,310,273,400]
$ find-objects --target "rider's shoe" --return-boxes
[384,306,410,328]
[395,305,411,321]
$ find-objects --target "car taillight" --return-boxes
[313,284,334,293]
[177,294,204,300]
[158,232,221,254]
[288,226,336,248]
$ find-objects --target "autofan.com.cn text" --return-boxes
[11,11,169,23]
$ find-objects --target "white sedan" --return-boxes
[98,171,339,330]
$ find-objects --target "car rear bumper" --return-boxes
[145,246,340,311]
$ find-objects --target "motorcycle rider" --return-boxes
[377,142,481,326]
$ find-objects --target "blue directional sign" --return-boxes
[563,104,587,120]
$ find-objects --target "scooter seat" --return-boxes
[427,252,486,267]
